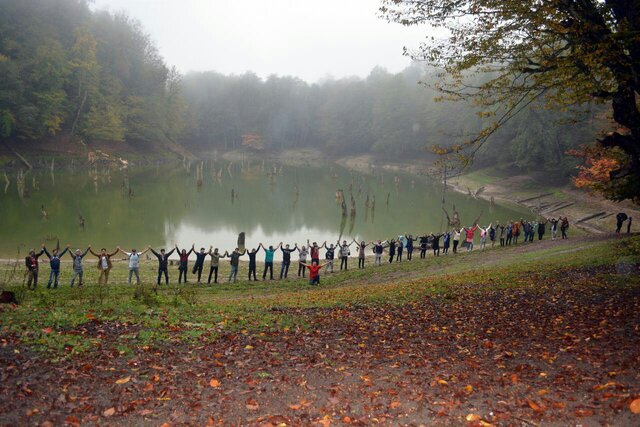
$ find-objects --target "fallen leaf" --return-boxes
[209,378,221,388]
[115,376,131,385]
[245,398,259,411]
[102,407,115,417]
[630,398,640,414]
[466,414,482,422]
[390,401,401,409]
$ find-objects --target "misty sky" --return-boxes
[90,0,428,82]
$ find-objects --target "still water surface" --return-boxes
[0,162,528,259]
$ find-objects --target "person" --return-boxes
[354,240,369,269]
[192,247,209,283]
[150,246,176,285]
[505,222,513,245]
[616,212,628,233]
[261,243,280,280]
[513,220,522,244]
[338,240,352,270]
[208,248,221,284]
[24,247,45,290]
[499,224,506,247]
[452,229,461,254]
[119,246,149,285]
[175,244,194,284]
[549,218,559,240]
[69,246,91,287]
[89,247,118,285]
[247,246,261,281]
[489,225,496,247]
[324,243,336,273]
[308,240,324,265]
[225,248,245,283]
[478,224,491,250]
[431,233,443,256]
[405,234,414,260]
[537,219,547,240]
[396,235,404,262]
[43,244,69,289]
[300,260,329,286]
[628,216,633,234]
[442,232,451,254]
[388,239,396,263]
[418,234,428,258]
[522,221,531,243]
[560,216,569,239]
[373,240,385,265]
[463,225,478,252]
[298,245,309,277]
[280,243,298,278]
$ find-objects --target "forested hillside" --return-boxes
[0,0,186,145]
[0,0,607,176]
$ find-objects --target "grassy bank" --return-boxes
[1,234,638,360]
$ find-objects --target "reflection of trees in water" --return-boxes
[0,163,529,253]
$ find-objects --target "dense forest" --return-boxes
[0,0,606,176]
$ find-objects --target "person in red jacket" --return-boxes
[300,260,330,286]
[463,225,478,252]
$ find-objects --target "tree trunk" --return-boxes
[70,90,88,137]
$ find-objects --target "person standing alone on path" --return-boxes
[616,212,628,233]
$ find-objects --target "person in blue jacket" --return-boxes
[43,244,69,289]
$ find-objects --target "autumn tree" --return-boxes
[381,0,640,202]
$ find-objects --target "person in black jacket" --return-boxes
[280,244,297,279]
[192,247,209,283]
[431,233,443,257]
[418,234,428,259]
[151,246,176,285]
[616,212,628,233]
[247,246,261,281]
[405,234,415,260]
[388,239,396,264]
[25,246,45,290]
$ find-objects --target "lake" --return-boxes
[0,161,529,259]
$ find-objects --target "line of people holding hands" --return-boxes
[23,217,569,289]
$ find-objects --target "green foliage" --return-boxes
[0,0,187,144]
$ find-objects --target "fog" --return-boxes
[90,0,427,82]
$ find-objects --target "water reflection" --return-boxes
[0,162,528,258]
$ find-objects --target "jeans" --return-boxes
[466,242,474,252]
[71,269,84,286]
[228,265,238,282]
[280,261,290,278]
[128,267,140,284]
[340,256,348,270]
[193,263,203,282]
[309,276,320,286]
[208,266,218,284]
[179,267,188,284]
[407,248,413,260]
[324,260,334,273]
[249,264,257,280]
[298,262,306,277]
[358,258,365,269]
[262,262,273,280]
[47,270,60,288]
[157,267,169,285]
[453,240,459,253]
[374,254,382,265]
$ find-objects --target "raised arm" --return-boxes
[81,246,91,258]
[166,247,176,257]
[150,248,160,257]
[187,246,195,256]
[89,248,99,257]
[59,247,69,258]
[35,248,45,258]
[43,247,52,259]
[139,246,150,255]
